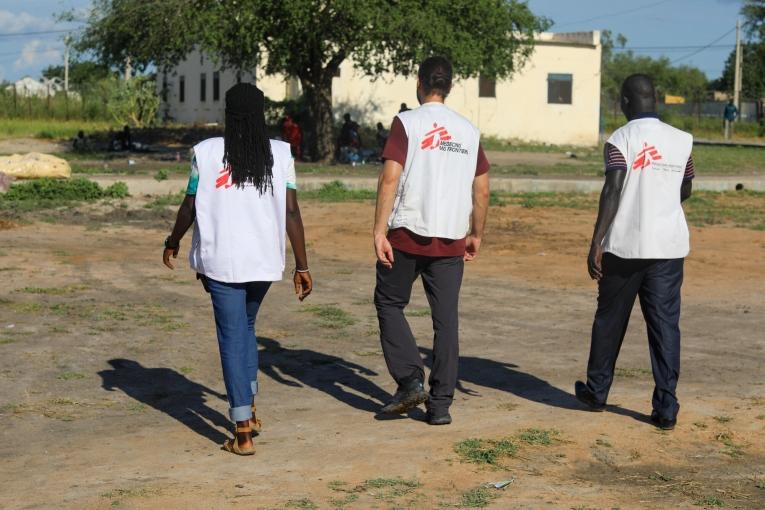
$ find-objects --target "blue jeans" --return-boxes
[204,277,271,422]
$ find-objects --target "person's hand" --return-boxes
[587,244,604,281]
[374,233,394,269]
[464,235,481,261]
[163,246,179,269]
[294,271,312,301]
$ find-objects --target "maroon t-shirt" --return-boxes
[381,116,490,257]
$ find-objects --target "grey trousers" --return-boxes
[374,249,464,412]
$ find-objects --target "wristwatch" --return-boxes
[164,236,180,250]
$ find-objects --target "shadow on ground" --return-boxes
[99,358,230,444]
[258,338,391,413]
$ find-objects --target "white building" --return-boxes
[5,76,65,98]
[159,31,602,147]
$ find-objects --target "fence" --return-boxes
[0,85,112,121]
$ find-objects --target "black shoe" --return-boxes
[650,411,676,431]
[575,381,606,412]
[381,379,429,414]
[426,410,452,425]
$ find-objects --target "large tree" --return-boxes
[715,0,765,100]
[69,0,550,161]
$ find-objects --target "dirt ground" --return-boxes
[0,199,763,510]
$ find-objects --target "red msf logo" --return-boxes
[215,167,233,189]
[632,142,662,170]
[421,123,451,150]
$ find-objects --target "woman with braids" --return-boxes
[162,83,313,455]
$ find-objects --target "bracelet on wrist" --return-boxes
[295,268,310,273]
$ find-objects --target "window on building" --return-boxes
[213,71,220,101]
[478,75,496,98]
[179,76,185,103]
[200,73,207,102]
[547,73,573,104]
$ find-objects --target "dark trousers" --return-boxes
[586,254,684,420]
[374,249,464,412]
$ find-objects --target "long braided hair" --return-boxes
[223,83,274,193]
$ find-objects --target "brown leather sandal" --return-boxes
[222,425,255,456]
[251,403,262,434]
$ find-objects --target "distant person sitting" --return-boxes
[399,103,410,113]
[72,130,90,152]
[110,125,133,151]
[336,113,362,162]
[723,100,738,140]
[281,115,303,159]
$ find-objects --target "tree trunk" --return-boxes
[301,76,335,163]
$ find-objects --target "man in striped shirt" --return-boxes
[575,74,695,431]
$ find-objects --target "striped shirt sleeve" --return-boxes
[604,142,627,173]
[684,155,695,180]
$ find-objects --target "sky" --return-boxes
[0,0,749,84]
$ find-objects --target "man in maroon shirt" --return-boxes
[373,57,490,425]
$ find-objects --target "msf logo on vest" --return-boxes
[421,123,452,150]
[632,142,663,170]
[216,167,233,189]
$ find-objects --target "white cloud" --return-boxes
[0,10,56,34]
[14,39,61,70]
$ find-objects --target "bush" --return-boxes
[0,177,129,209]
[3,178,102,201]
[154,169,169,181]
[103,181,130,198]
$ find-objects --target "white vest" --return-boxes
[389,102,480,239]
[604,117,693,259]
[189,137,291,282]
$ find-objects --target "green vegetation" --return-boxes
[0,118,112,140]
[405,308,430,317]
[518,428,560,446]
[285,499,317,510]
[303,304,356,328]
[460,486,499,508]
[144,191,186,210]
[301,181,376,202]
[684,191,765,230]
[614,367,652,378]
[0,177,129,211]
[454,437,519,466]
[154,169,169,181]
[361,478,420,500]
[713,415,732,423]
[695,496,724,507]
[716,431,746,458]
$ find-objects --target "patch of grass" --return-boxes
[648,471,674,482]
[329,494,358,509]
[685,191,765,230]
[614,367,652,378]
[716,431,746,458]
[695,496,724,507]
[454,437,518,466]
[57,371,86,381]
[301,181,376,202]
[405,308,430,317]
[489,191,506,206]
[143,191,186,210]
[0,177,129,211]
[518,428,560,446]
[595,438,613,448]
[154,168,169,181]
[693,421,708,429]
[0,119,111,139]
[16,285,87,295]
[179,366,193,375]
[361,478,420,500]
[460,486,499,508]
[0,337,16,345]
[327,480,348,491]
[756,414,765,420]
[496,402,519,412]
[285,498,317,510]
[713,415,732,423]
[302,304,356,328]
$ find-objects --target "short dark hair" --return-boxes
[621,74,655,104]
[418,56,453,98]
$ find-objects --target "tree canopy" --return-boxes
[601,31,708,108]
[69,0,551,160]
[715,0,765,99]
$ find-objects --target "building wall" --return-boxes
[159,32,601,146]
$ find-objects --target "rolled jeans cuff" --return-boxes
[229,404,253,422]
